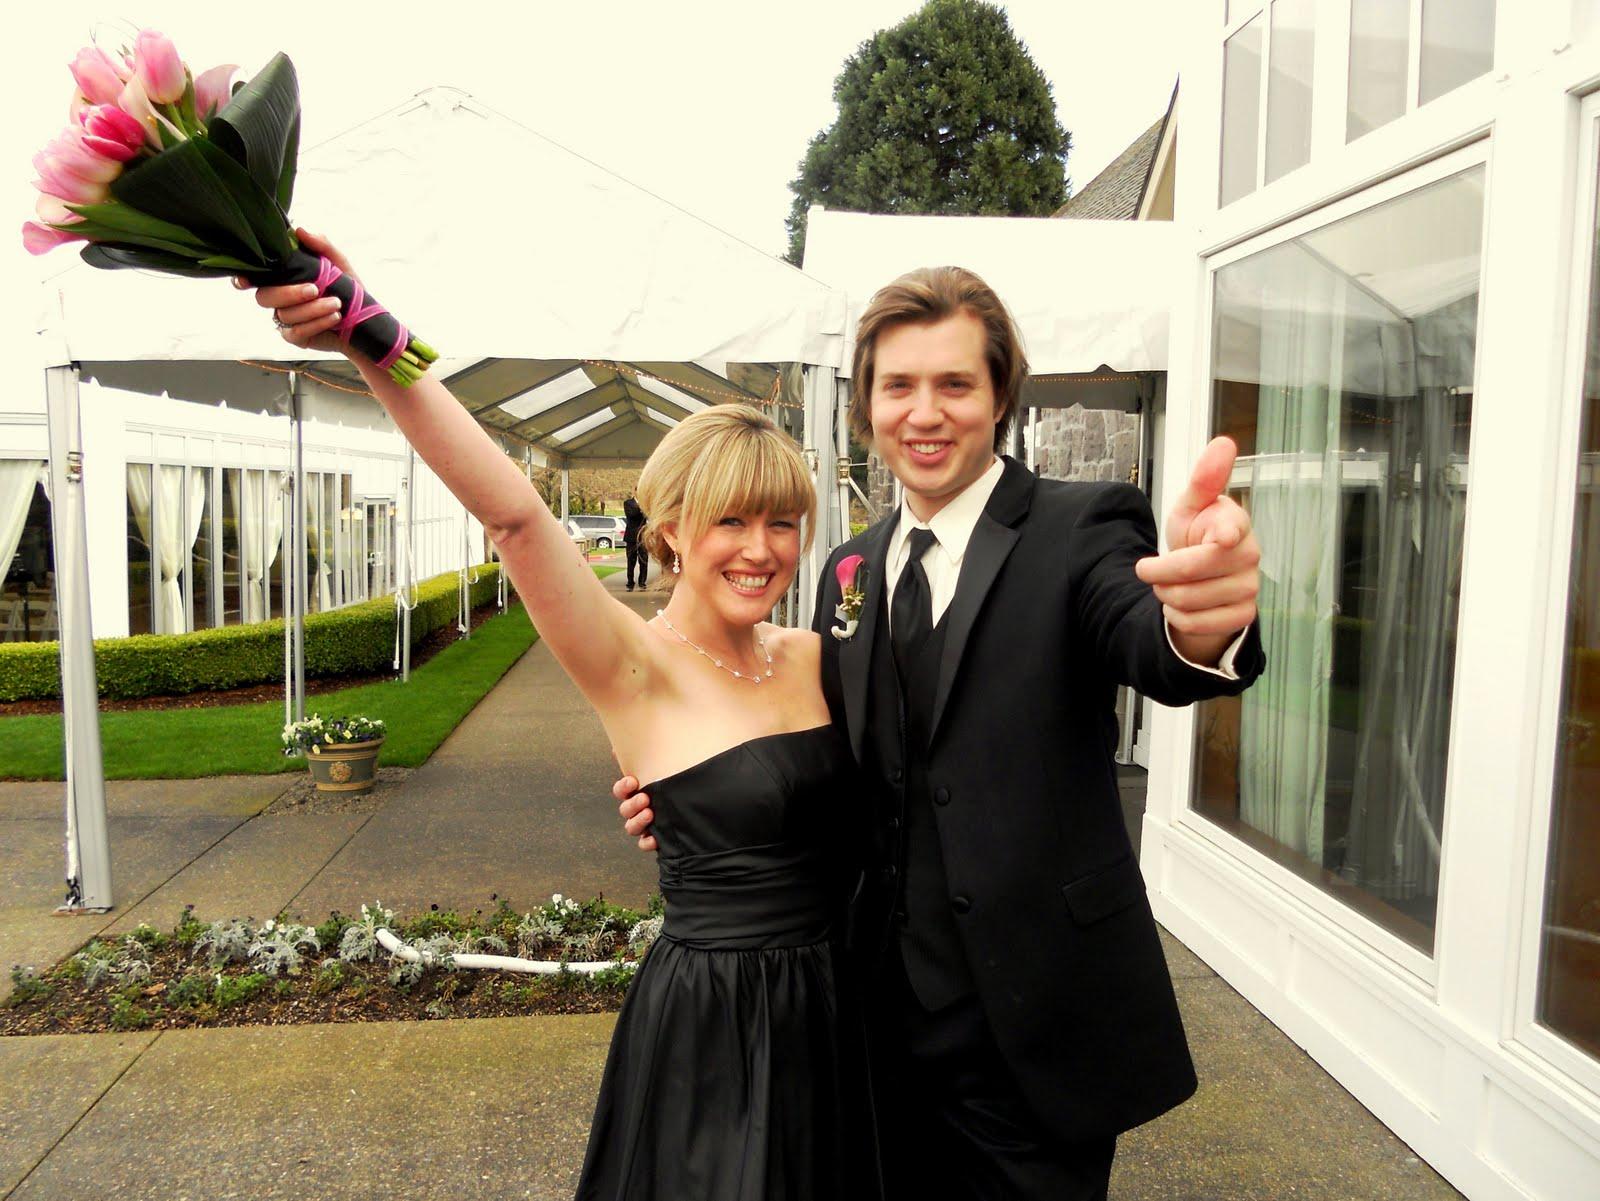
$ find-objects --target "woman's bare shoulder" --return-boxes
[761,623,819,672]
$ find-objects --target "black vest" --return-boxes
[865,588,976,1011]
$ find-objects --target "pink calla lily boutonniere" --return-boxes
[831,554,867,641]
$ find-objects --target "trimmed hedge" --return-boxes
[0,565,501,703]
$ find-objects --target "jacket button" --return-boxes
[934,787,950,806]
[883,865,899,884]
[887,817,902,833]
[951,895,971,914]
[892,769,903,786]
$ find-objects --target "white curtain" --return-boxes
[1237,249,1343,862]
[127,465,207,634]
[0,460,43,584]
[229,469,285,623]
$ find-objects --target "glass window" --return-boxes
[126,464,154,636]
[1,464,54,642]
[1537,151,1600,1062]
[1420,0,1495,106]
[1221,14,1265,205]
[192,467,215,630]
[324,473,339,608]
[1196,166,1486,953]
[222,467,242,624]
[305,472,323,614]
[1266,0,1316,184]
[1348,0,1410,141]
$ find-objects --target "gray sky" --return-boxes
[5,1,1187,362]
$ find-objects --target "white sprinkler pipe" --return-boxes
[375,928,636,976]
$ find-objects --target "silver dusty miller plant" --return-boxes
[191,918,254,968]
[627,916,664,956]
[72,936,152,990]
[338,901,394,964]
[247,919,321,977]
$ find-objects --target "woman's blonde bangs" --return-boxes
[680,417,816,549]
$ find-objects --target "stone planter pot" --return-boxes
[304,737,385,793]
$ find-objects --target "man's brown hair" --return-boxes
[849,266,1028,453]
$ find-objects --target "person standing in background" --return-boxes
[623,495,648,591]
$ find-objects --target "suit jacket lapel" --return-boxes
[927,457,1035,747]
[841,515,895,761]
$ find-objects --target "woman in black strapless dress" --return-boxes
[251,243,877,1200]
[576,725,877,1200]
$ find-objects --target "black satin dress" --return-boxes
[574,724,879,1201]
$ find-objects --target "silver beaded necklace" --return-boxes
[656,609,775,684]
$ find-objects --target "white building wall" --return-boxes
[1,380,491,641]
[1143,3,1600,1199]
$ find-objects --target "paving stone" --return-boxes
[6,1014,615,1201]
[0,1029,158,1197]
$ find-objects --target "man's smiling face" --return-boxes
[869,310,1003,521]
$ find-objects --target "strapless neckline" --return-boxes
[639,722,838,793]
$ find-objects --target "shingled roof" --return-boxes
[1055,83,1176,220]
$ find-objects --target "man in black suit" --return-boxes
[620,267,1263,1199]
[622,495,648,591]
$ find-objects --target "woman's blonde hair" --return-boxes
[634,405,816,580]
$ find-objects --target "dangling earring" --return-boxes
[672,552,682,575]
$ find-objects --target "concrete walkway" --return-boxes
[0,569,1464,1199]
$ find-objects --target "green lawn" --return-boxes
[0,602,540,782]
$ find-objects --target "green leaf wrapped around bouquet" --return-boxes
[206,52,302,212]
[108,136,292,264]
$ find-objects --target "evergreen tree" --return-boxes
[785,0,1070,264]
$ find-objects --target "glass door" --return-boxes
[364,499,394,598]
[1524,94,1600,1081]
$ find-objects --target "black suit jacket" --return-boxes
[811,456,1264,1141]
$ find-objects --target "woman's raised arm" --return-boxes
[239,229,652,709]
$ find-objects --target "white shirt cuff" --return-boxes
[1165,621,1247,681]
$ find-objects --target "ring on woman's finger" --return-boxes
[272,315,289,330]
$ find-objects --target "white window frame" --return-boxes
[1178,136,1494,991]
[1509,87,1600,1101]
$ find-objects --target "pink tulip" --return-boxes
[36,133,119,185]
[79,105,145,161]
[34,192,83,225]
[132,30,185,105]
[68,46,130,106]
[117,77,162,147]
[21,219,87,255]
[33,155,109,206]
[193,63,238,120]
[835,553,866,592]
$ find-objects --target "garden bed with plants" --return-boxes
[1,894,660,1036]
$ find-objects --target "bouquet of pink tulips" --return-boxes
[24,30,438,385]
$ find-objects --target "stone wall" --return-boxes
[866,451,895,526]
[1032,405,1141,485]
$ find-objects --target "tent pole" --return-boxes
[833,371,849,548]
[560,467,570,524]
[401,445,414,682]
[45,364,112,912]
[459,500,472,638]
[289,371,306,723]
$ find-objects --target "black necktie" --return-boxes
[892,527,937,682]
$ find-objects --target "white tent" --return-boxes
[800,207,1183,413]
[37,87,848,912]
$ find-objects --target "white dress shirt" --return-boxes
[885,457,1244,680]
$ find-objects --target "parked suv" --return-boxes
[565,514,627,549]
